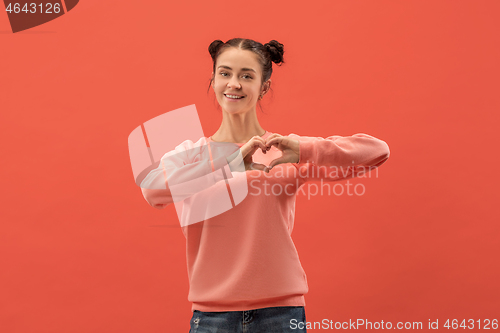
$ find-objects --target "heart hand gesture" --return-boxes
[226,134,300,173]
[265,134,300,170]
[239,135,271,173]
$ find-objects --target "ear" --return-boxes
[211,72,215,88]
[262,79,271,95]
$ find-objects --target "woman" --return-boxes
[140,38,390,332]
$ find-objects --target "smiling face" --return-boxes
[211,47,270,115]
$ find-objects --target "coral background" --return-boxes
[1,0,499,332]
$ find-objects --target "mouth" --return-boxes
[224,94,245,101]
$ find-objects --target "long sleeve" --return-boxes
[140,139,236,210]
[288,133,390,182]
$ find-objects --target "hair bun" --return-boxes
[208,40,225,61]
[265,40,285,65]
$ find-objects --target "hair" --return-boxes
[207,38,285,112]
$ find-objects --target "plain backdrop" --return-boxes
[1,0,499,332]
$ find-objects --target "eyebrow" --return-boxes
[217,65,256,73]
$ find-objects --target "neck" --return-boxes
[211,107,265,143]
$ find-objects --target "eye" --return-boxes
[219,72,229,77]
[243,74,253,79]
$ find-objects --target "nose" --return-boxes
[227,76,241,89]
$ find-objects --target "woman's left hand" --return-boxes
[265,134,300,170]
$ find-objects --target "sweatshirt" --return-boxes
[140,131,390,312]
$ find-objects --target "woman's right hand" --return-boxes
[239,136,271,173]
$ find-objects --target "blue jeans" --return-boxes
[189,306,307,332]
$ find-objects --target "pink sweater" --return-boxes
[140,131,390,312]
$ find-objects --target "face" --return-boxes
[211,48,270,115]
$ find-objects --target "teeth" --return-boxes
[225,94,243,99]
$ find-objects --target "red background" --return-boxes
[1,0,499,332]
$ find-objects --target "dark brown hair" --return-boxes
[207,38,285,111]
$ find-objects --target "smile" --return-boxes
[224,94,245,100]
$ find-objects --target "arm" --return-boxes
[140,140,238,209]
[289,133,390,182]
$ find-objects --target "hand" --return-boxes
[265,134,300,170]
[239,136,271,173]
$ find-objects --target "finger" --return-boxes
[250,138,267,152]
[248,143,260,155]
[266,133,282,140]
[265,137,276,147]
[265,134,282,146]
[250,162,270,173]
[246,137,271,155]
[253,137,268,154]
[266,137,282,149]
[254,135,268,142]
[268,157,286,169]
[259,140,268,153]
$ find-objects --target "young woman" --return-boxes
[140,38,390,332]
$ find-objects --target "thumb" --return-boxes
[250,162,271,173]
[268,157,286,170]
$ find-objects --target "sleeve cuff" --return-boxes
[212,155,227,170]
[298,140,315,164]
